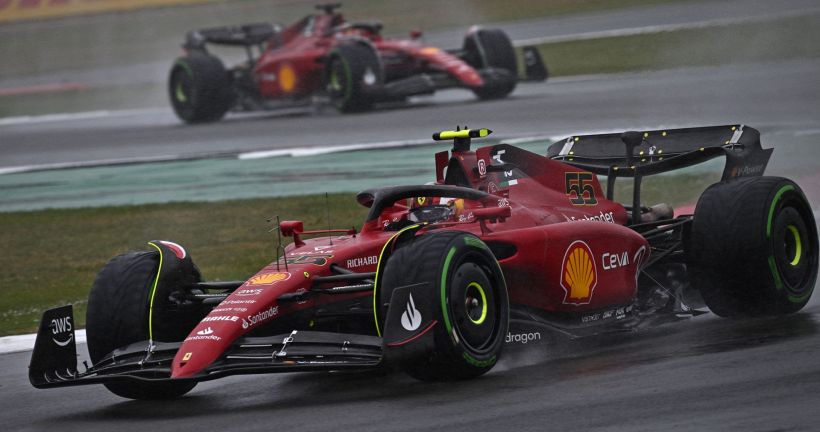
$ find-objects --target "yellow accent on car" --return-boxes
[147,241,165,343]
[279,63,297,93]
[432,128,492,141]
[372,224,421,337]
[787,225,803,266]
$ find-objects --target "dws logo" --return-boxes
[50,316,73,347]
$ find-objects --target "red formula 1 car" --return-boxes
[167,3,547,123]
[30,125,817,399]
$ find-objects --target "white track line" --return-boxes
[0,329,86,354]
[0,108,165,127]
[0,154,213,175]
[0,126,709,174]
[238,139,433,159]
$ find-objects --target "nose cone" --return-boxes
[171,341,223,378]
[169,267,297,378]
[170,320,242,379]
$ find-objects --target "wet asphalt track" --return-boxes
[1,58,820,431]
[3,299,820,432]
[2,59,820,170]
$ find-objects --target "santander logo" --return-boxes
[197,327,214,336]
[400,294,422,331]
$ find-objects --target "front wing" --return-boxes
[29,306,382,389]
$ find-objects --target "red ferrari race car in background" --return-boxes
[168,3,548,123]
[30,125,817,399]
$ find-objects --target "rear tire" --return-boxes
[380,231,509,380]
[169,53,233,123]
[688,177,818,317]
[463,28,517,100]
[326,42,383,112]
[86,250,200,399]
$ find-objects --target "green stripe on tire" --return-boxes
[767,184,794,237]
[768,254,784,290]
[440,246,457,335]
[765,184,794,292]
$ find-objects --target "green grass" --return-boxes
[609,171,722,208]
[0,193,367,336]
[529,13,820,77]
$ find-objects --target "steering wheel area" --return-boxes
[408,204,454,223]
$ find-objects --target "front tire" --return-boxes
[380,231,509,380]
[168,53,233,123]
[688,177,818,317]
[326,42,383,112]
[86,250,200,399]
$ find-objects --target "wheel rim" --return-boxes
[327,57,349,106]
[175,80,187,103]
[786,224,802,266]
[465,282,488,325]
[170,68,194,119]
[448,259,498,351]
[772,204,814,294]
[328,67,342,92]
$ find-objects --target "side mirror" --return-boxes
[280,220,305,247]
[473,206,511,223]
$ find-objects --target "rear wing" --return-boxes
[183,23,281,53]
[547,125,773,224]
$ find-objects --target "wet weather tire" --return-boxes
[463,28,517,100]
[688,177,818,317]
[86,250,199,399]
[169,53,233,123]
[380,231,509,380]
[326,43,383,112]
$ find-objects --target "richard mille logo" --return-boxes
[401,294,422,331]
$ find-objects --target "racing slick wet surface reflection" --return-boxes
[5,300,819,431]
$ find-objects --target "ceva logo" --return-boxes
[400,294,422,331]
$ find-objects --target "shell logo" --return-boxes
[248,272,291,286]
[279,63,297,93]
[560,241,597,305]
